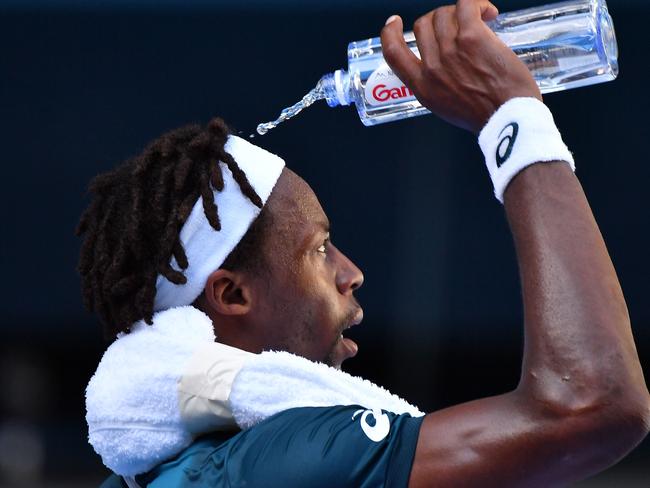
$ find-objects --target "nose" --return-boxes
[334,246,364,294]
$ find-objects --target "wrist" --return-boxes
[478,97,574,203]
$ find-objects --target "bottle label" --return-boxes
[364,63,417,107]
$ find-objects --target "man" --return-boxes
[79,1,650,486]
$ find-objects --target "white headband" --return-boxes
[153,135,285,312]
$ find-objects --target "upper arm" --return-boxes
[408,391,625,488]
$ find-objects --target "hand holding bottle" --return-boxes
[258,0,618,134]
[380,0,542,133]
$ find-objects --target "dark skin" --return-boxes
[381,1,650,486]
[197,0,650,485]
[195,168,364,370]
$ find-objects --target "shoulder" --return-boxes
[147,406,424,488]
[245,404,422,448]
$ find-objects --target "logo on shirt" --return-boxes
[496,122,519,167]
[352,408,390,442]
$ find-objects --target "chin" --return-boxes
[328,349,349,370]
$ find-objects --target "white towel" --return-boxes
[230,350,423,430]
[86,307,215,476]
[86,306,424,476]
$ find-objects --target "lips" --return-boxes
[346,307,364,329]
[333,307,363,366]
[338,336,358,360]
[340,307,363,341]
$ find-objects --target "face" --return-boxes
[247,169,364,369]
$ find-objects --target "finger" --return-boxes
[482,3,499,22]
[380,15,422,88]
[413,12,440,71]
[456,0,499,29]
[433,6,459,56]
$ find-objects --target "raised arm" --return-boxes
[381,1,650,486]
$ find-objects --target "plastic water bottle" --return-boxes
[320,0,618,126]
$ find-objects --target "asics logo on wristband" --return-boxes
[496,122,519,167]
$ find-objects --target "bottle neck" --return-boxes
[321,69,352,107]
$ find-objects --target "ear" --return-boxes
[203,268,253,316]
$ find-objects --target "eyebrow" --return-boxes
[316,218,331,233]
[298,218,331,252]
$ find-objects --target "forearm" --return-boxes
[381,2,650,484]
[505,161,649,417]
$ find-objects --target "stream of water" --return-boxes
[254,78,327,136]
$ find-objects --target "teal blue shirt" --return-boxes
[102,405,424,488]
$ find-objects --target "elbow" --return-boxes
[548,388,650,464]
[597,381,650,446]
[520,380,650,466]
[591,391,650,467]
[580,393,650,473]
[572,393,648,445]
[521,364,650,442]
[615,389,650,446]
[568,387,649,442]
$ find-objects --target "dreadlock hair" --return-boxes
[76,118,272,339]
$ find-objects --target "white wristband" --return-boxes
[478,97,575,203]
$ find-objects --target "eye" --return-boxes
[317,237,330,254]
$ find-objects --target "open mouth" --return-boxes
[340,307,363,339]
[335,308,364,364]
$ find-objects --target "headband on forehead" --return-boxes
[153,135,285,312]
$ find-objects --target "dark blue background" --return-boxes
[0,0,647,485]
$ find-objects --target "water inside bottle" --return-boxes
[346,2,617,126]
[255,78,327,136]
[491,0,618,92]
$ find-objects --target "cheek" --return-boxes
[290,285,340,344]
[299,274,338,320]
[272,256,342,337]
